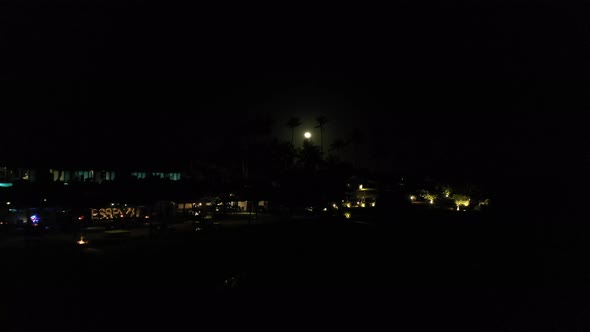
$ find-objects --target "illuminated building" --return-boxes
[1,165,182,185]
[48,169,183,183]
[344,182,377,208]
[130,171,181,181]
[0,167,37,184]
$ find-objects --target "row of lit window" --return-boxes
[130,172,181,181]
[51,170,116,182]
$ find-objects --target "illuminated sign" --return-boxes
[91,207,141,220]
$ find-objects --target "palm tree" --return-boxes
[315,115,328,154]
[286,117,302,146]
[329,138,348,160]
[297,140,323,171]
[270,138,296,173]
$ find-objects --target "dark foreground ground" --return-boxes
[2,211,590,331]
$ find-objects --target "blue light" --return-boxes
[30,214,40,224]
[0,183,12,188]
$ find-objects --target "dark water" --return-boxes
[2,213,590,331]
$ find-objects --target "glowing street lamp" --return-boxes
[304,132,312,139]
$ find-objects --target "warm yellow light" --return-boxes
[429,199,434,204]
[371,202,376,207]
[359,184,363,190]
[304,132,312,139]
[410,196,416,201]
[344,212,352,219]
[346,202,351,208]
[454,196,471,208]
[361,203,366,208]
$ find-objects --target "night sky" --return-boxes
[1,1,589,179]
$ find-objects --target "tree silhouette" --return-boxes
[286,117,302,146]
[297,140,323,171]
[329,138,348,160]
[315,115,328,155]
[269,138,296,174]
